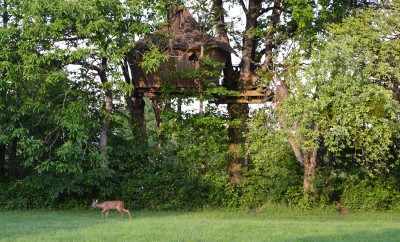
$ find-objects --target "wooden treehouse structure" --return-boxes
[127,6,272,104]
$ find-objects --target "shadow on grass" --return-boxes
[297,229,400,242]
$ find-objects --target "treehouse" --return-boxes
[127,6,271,104]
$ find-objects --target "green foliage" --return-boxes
[342,177,400,210]
[243,109,302,207]
[1,0,400,212]
[140,46,168,73]
[281,4,400,166]
[128,110,230,209]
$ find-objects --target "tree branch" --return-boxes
[258,6,282,16]
[238,0,248,13]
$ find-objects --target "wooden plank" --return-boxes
[137,86,274,104]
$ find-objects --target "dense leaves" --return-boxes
[1,0,400,210]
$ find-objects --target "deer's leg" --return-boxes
[117,208,123,217]
[122,209,132,219]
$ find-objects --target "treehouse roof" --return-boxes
[127,6,271,104]
[134,6,234,55]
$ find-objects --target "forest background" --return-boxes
[1,0,400,211]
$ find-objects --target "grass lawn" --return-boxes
[1,207,400,242]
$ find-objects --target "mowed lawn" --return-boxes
[1,208,400,242]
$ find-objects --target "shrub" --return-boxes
[342,177,400,210]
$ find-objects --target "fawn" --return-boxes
[91,199,132,219]
[335,201,349,215]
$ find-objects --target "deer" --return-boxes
[91,199,132,219]
[335,201,349,215]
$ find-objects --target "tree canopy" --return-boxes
[1,0,400,210]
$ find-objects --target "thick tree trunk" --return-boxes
[127,91,147,138]
[240,0,262,87]
[227,103,249,184]
[303,150,317,195]
[213,0,251,184]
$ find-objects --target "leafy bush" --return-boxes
[242,110,303,207]
[342,177,400,210]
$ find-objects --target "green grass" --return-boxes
[1,207,400,242]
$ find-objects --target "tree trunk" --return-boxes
[122,59,147,141]
[303,150,317,195]
[263,0,319,197]
[227,103,249,184]
[98,58,112,158]
[100,89,112,156]
[240,0,262,87]
[199,99,204,114]
[212,0,237,87]
[2,0,9,28]
[391,82,400,102]
[177,98,182,115]
[213,0,251,184]
[8,139,18,179]
[0,144,6,178]
[151,97,162,129]
[127,91,147,139]
[262,0,281,72]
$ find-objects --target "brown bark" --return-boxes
[303,149,317,195]
[227,103,249,183]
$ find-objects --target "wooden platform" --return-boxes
[136,87,273,104]
[213,89,273,104]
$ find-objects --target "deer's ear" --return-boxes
[95,199,98,203]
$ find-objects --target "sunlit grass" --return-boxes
[1,207,400,242]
